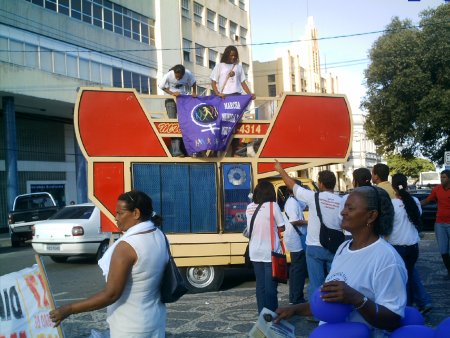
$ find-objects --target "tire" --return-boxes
[50,256,68,263]
[96,241,109,261]
[181,266,224,293]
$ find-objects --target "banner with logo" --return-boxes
[176,94,252,155]
[0,262,62,338]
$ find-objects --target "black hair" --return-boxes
[170,64,186,77]
[118,190,162,226]
[220,45,239,64]
[352,186,394,236]
[318,170,336,190]
[373,163,390,181]
[353,168,372,187]
[441,169,450,179]
[253,181,276,204]
[391,173,421,229]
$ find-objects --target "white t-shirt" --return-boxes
[326,238,407,338]
[283,196,307,253]
[388,197,421,246]
[158,69,196,94]
[210,63,246,94]
[246,201,285,262]
[293,185,342,247]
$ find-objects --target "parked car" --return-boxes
[8,192,59,247]
[410,191,437,231]
[31,203,111,263]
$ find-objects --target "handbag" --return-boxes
[243,203,263,266]
[160,233,188,303]
[270,202,288,283]
[315,193,345,254]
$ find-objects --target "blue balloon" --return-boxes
[400,306,425,326]
[435,317,450,338]
[391,325,434,338]
[309,322,370,338]
[310,288,353,323]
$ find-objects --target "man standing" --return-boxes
[372,163,396,198]
[283,185,308,304]
[275,161,342,311]
[421,170,450,279]
[158,64,197,157]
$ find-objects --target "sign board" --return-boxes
[445,151,450,166]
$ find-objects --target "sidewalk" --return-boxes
[59,232,449,337]
[0,232,10,247]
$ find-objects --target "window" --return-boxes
[183,39,192,62]
[181,0,190,18]
[207,9,215,30]
[209,49,217,69]
[219,15,226,35]
[58,0,70,15]
[132,18,140,41]
[229,21,237,40]
[82,0,92,24]
[71,0,82,20]
[194,2,203,24]
[267,74,275,82]
[123,15,132,38]
[40,47,52,72]
[25,43,38,68]
[54,51,66,75]
[195,43,205,66]
[141,22,149,44]
[229,0,235,4]
[79,58,90,80]
[104,6,113,31]
[150,77,157,95]
[91,61,101,83]
[240,27,247,45]
[268,84,276,97]
[67,54,78,77]
[141,75,149,94]
[197,86,207,95]
[242,62,249,78]
[123,69,132,88]
[93,2,103,27]
[101,64,112,86]
[0,36,8,62]
[45,0,57,11]
[113,7,123,34]
[10,40,24,66]
[239,0,246,10]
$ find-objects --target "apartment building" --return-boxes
[0,0,252,232]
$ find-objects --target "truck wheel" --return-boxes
[96,241,109,261]
[10,233,21,247]
[50,256,68,263]
[181,266,224,293]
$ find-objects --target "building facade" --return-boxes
[0,0,252,232]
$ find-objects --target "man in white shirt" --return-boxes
[158,64,197,157]
[283,185,308,304]
[274,161,342,315]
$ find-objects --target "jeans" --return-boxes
[412,267,432,308]
[393,243,419,305]
[252,261,278,313]
[165,99,183,156]
[305,245,334,300]
[435,223,450,254]
[289,250,307,304]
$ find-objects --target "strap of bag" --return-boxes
[315,192,326,228]
[220,63,237,94]
[270,202,286,254]
[162,232,173,258]
[285,206,303,238]
[248,203,263,239]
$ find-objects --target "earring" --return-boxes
[366,222,371,227]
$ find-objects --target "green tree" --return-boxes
[386,154,435,179]
[362,4,450,164]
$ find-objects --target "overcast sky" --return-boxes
[249,0,445,113]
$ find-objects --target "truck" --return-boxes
[74,88,352,292]
[8,192,59,247]
[418,171,440,189]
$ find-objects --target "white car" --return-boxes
[32,203,111,263]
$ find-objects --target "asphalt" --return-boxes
[1,232,449,337]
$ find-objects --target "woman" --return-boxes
[275,186,407,337]
[389,173,421,306]
[210,45,255,99]
[49,190,168,338]
[245,181,285,313]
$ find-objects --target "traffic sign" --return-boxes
[445,151,450,166]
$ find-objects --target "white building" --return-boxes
[0,0,252,232]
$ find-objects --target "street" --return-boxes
[1,233,449,337]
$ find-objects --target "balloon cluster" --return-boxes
[308,287,450,338]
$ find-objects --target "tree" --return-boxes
[386,154,435,179]
[361,4,450,164]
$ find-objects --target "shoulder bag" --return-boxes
[160,232,188,303]
[270,202,288,283]
[315,193,345,254]
[243,203,263,266]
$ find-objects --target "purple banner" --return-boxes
[176,94,252,155]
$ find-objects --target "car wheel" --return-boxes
[181,266,224,293]
[96,241,109,261]
[50,256,68,263]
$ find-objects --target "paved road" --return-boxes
[1,232,449,337]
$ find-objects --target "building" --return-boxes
[0,0,252,233]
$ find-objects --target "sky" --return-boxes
[249,0,446,114]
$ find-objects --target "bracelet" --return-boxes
[355,296,368,310]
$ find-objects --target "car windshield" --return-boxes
[49,206,95,220]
